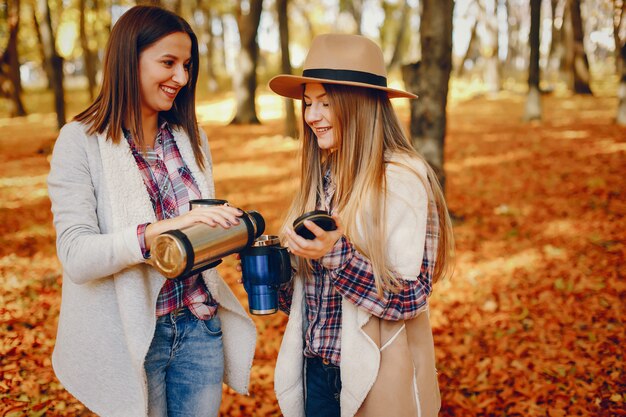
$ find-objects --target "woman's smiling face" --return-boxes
[304,83,337,150]
[138,31,192,118]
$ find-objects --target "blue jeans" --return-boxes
[305,356,342,417]
[144,308,224,417]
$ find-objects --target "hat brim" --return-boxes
[268,74,418,100]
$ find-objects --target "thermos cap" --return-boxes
[151,234,188,279]
[292,210,337,240]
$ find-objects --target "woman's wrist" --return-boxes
[144,219,172,251]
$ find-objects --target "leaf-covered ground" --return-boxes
[0,90,624,416]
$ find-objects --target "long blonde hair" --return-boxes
[282,83,454,295]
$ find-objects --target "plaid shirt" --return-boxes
[126,121,218,320]
[279,167,438,366]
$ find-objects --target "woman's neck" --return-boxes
[141,112,159,148]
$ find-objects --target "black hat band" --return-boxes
[302,68,388,88]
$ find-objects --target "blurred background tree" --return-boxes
[0,0,623,157]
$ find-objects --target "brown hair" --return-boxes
[282,83,454,295]
[74,5,204,168]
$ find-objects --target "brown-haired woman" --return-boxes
[269,34,455,417]
[47,6,256,417]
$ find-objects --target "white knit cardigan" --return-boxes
[47,121,257,417]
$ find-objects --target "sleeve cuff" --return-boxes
[319,235,355,271]
[137,223,151,259]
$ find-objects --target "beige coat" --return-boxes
[274,155,441,417]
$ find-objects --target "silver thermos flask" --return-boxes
[149,199,265,279]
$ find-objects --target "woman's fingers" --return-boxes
[285,227,338,259]
[190,205,244,228]
[303,219,325,238]
[331,213,344,234]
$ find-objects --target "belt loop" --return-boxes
[171,306,188,318]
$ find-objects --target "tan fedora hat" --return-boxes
[269,34,417,100]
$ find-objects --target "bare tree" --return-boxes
[231,0,263,124]
[386,0,411,71]
[30,1,52,90]
[402,0,454,191]
[613,0,625,74]
[292,1,315,39]
[37,0,65,128]
[80,0,98,100]
[216,14,228,76]
[524,0,542,121]
[504,0,524,75]
[3,0,27,116]
[617,43,626,125]
[198,0,219,92]
[277,0,297,137]
[457,16,479,77]
[567,0,593,94]
[340,0,364,34]
[483,0,501,92]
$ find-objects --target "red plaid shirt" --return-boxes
[279,168,438,366]
[126,121,218,320]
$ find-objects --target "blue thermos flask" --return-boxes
[240,235,292,315]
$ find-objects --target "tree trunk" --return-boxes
[199,0,219,92]
[6,0,27,116]
[38,0,66,129]
[548,0,565,84]
[569,0,593,94]
[31,4,53,90]
[277,0,297,138]
[387,0,411,71]
[403,0,453,192]
[231,0,263,125]
[483,0,501,93]
[613,0,625,75]
[524,0,542,121]
[617,43,626,125]
[341,0,364,34]
[457,17,479,78]
[293,2,315,38]
[217,15,228,76]
[504,0,522,74]
[80,0,97,101]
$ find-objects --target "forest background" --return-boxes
[0,0,624,416]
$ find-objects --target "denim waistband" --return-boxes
[307,355,340,369]
[157,306,192,322]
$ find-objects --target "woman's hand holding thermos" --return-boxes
[144,204,243,251]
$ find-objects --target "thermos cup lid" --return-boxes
[292,210,337,240]
[189,199,229,208]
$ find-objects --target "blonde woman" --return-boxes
[268,34,454,417]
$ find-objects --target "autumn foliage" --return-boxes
[0,91,624,416]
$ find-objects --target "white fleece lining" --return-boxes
[380,323,406,352]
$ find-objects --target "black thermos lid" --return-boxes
[247,210,265,238]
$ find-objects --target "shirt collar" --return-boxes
[123,118,173,149]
